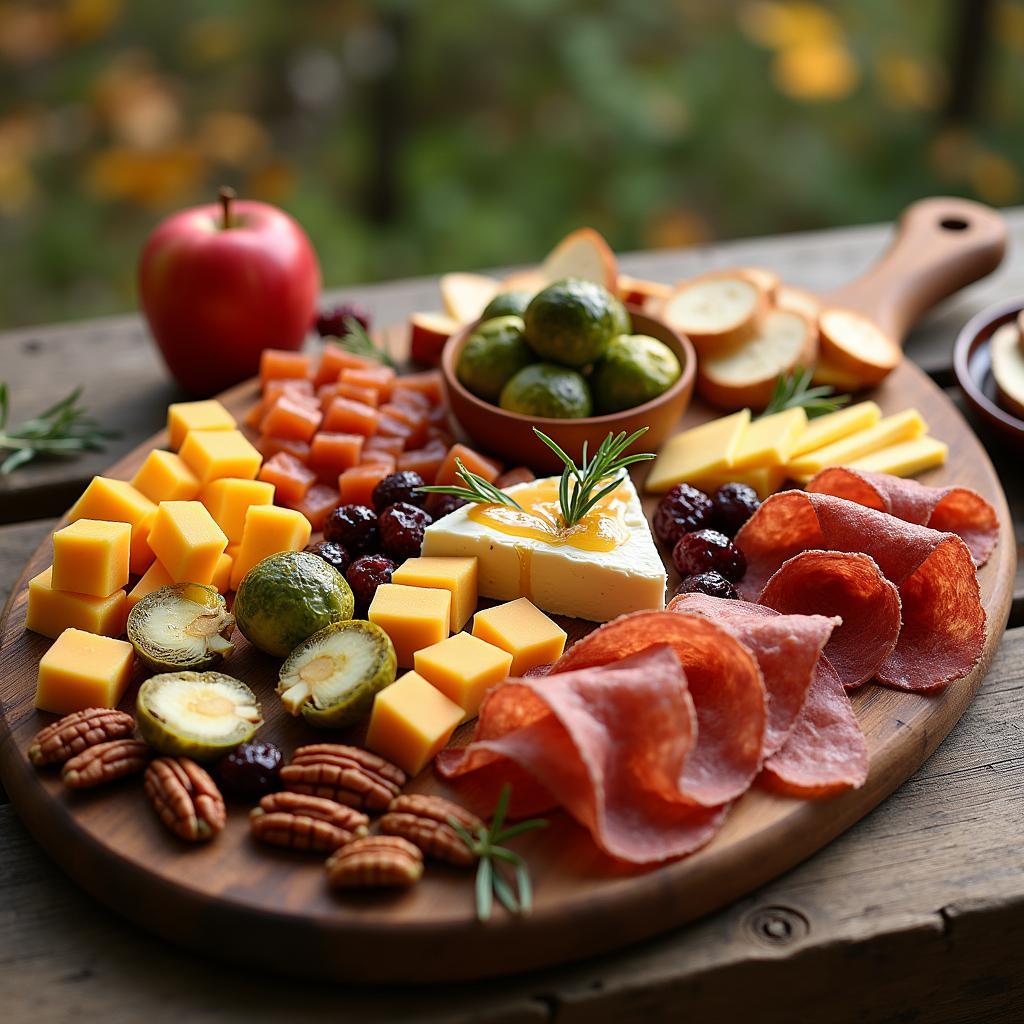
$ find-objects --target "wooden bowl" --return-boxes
[953,298,1024,447]
[440,309,697,472]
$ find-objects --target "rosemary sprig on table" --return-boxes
[761,368,850,420]
[331,315,397,369]
[418,457,523,509]
[0,385,117,474]
[449,785,547,922]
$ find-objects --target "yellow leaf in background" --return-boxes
[773,41,859,101]
[64,0,123,43]
[996,1,1024,53]
[181,15,244,66]
[198,113,269,168]
[0,6,61,62]
[246,161,296,204]
[969,150,1021,205]
[92,53,183,150]
[645,209,712,250]
[0,153,37,214]
[875,53,945,112]
[737,1,842,49]
[85,145,206,208]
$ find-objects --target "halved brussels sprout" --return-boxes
[127,583,234,672]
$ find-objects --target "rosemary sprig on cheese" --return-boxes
[418,457,523,510]
[762,368,850,420]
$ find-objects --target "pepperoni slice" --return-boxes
[806,467,998,567]
[551,611,766,806]
[667,593,838,756]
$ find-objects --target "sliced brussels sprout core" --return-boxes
[128,583,235,672]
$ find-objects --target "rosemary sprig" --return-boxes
[0,384,117,474]
[449,784,547,922]
[331,315,397,369]
[761,368,850,420]
[418,457,523,510]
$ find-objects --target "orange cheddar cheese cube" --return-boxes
[210,551,233,594]
[368,584,451,668]
[201,478,275,544]
[167,399,236,450]
[180,429,262,484]
[413,631,511,717]
[147,501,228,585]
[472,598,566,675]
[365,671,463,776]
[51,519,130,598]
[68,476,157,576]
[392,556,477,632]
[126,559,174,610]
[35,628,135,715]
[230,505,312,590]
[131,449,201,503]
[26,568,127,639]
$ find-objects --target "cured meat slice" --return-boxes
[551,611,766,806]
[806,467,998,567]
[667,593,838,756]
[757,550,902,689]
[436,647,728,864]
[736,491,985,691]
[761,658,868,798]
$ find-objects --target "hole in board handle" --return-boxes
[940,217,969,231]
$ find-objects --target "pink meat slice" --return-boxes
[806,467,998,567]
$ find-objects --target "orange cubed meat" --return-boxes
[339,365,395,401]
[258,452,316,504]
[256,435,310,463]
[309,433,364,477]
[389,388,432,416]
[323,396,380,436]
[360,451,396,472]
[339,464,392,507]
[286,483,340,531]
[264,378,315,402]
[313,343,375,387]
[259,395,322,442]
[393,370,444,405]
[435,444,502,487]
[335,381,380,407]
[378,404,428,449]
[397,442,448,484]
[363,435,404,459]
[260,349,312,384]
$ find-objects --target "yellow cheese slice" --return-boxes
[845,436,947,477]
[790,401,882,457]
[689,464,788,500]
[731,407,807,471]
[788,409,926,478]
[645,409,750,493]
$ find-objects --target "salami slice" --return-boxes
[761,657,868,798]
[666,593,838,756]
[436,647,728,864]
[806,467,998,567]
[736,491,985,691]
[757,550,902,689]
[551,611,766,806]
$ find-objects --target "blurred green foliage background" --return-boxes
[1,0,1023,327]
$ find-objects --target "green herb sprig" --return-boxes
[761,369,850,420]
[449,785,547,922]
[331,315,397,370]
[418,457,523,510]
[0,385,117,474]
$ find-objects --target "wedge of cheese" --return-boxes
[645,409,750,493]
[846,436,947,476]
[790,401,882,458]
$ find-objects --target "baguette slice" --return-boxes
[738,267,780,302]
[776,285,821,325]
[440,272,500,323]
[502,227,619,297]
[697,308,817,411]
[991,321,1024,418]
[661,272,768,356]
[812,351,872,393]
[818,308,901,387]
[618,274,672,310]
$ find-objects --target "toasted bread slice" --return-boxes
[738,267,780,302]
[661,272,768,356]
[776,285,821,325]
[991,321,1024,418]
[818,308,900,387]
[811,352,872,393]
[618,274,672,310]
[440,272,500,323]
[541,227,618,293]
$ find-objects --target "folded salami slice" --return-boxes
[436,647,728,864]
[667,593,838,757]
[551,611,766,806]
[757,550,902,689]
[761,658,868,798]
[736,491,985,691]
[806,467,998,567]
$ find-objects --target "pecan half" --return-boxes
[30,708,136,767]
[325,835,423,889]
[61,738,149,788]
[282,744,406,811]
[144,757,226,842]
[379,793,483,867]
[250,792,369,853]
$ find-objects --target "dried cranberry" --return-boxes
[378,502,432,561]
[672,528,746,582]
[372,470,426,512]
[425,493,467,519]
[215,742,283,797]
[653,484,714,547]
[346,554,397,609]
[712,482,761,537]
[673,572,739,601]
[315,301,371,337]
[323,504,378,553]
[304,539,351,575]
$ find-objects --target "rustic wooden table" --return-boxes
[2,214,1023,1023]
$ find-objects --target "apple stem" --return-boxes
[218,186,236,229]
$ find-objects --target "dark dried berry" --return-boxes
[347,554,397,609]
[315,302,371,337]
[425,493,467,519]
[712,482,761,537]
[215,742,283,797]
[378,502,432,561]
[324,504,378,553]
[673,572,739,601]
[653,484,714,547]
[672,529,746,582]
[304,539,351,575]
[372,471,426,513]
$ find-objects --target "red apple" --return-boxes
[139,188,320,395]
[409,311,459,367]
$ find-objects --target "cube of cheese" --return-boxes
[229,505,312,589]
[391,556,478,632]
[368,584,451,667]
[51,519,130,597]
[35,628,135,714]
[790,401,881,458]
[645,410,750,493]
[201,478,275,543]
[472,598,566,675]
[131,450,201,503]
[68,476,157,575]
[26,567,127,639]
[167,399,236,450]
[210,551,233,594]
[180,429,262,484]
[365,671,463,775]
[147,501,228,585]
[414,631,512,717]
[126,559,174,610]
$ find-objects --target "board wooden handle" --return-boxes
[823,197,1008,344]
